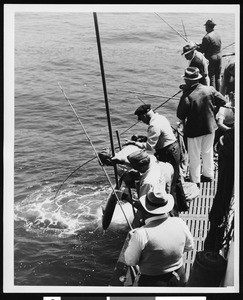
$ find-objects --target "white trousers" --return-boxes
[187,132,215,183]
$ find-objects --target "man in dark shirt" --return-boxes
[177,67,226,185]
[197,19,222,91]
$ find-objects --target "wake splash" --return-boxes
[14,184,135,237]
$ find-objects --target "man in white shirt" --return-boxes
[126,104,188,214]
[124,184,194,286]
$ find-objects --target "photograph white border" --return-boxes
[3,3,240,294]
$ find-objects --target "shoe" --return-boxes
[200,175,213,182]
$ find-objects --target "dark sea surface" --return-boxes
[13,12,235,286]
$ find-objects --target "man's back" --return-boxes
[127,216,193,275]
[200,30,221,59]
[177,83,226,137]
[147,112,176,151]
[139,156,174,197]
[190,51,208,77]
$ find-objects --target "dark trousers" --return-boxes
[208,54,222,91]
[138,265,187,287]
[155,141,188,213]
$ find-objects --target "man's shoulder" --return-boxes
[207,30,221,41]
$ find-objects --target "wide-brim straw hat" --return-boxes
[182,66,202,81]
[139,185,174,215]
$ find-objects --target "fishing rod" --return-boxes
[93,12,119,188]
[154,13,188,42]
[222,53,235,57]
[120,90,182,136]
[154,90,182,111]
[181,19,188,41]
[116,88,180,100]
[58,82,133,231]
[54,156,97,199]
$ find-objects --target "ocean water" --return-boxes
[12,11,235,287]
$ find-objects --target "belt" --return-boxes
[140,268,181,282]
[156,140,178,154]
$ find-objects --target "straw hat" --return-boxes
[140,185,174,215]
[182,67,202,81]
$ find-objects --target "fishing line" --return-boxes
[116,88,180,100]
[120,90,182,136]
[58,82,133,230]
[54,156,97,199]
[222,42,235,51]
[154,13,189,42]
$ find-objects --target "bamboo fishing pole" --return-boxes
[93,12,119,188]
[181,19,188,41]
[154,13,188,42]
[58,82,133,231]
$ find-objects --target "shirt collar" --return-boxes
[145,213,168,225]
[149,112,158,123]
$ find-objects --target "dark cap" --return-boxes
[204,19,216,27]
[134,104,151,116]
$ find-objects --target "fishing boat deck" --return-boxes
[180,167,218,279]
[110,162,218,286]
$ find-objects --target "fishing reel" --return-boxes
[131,135,147,142]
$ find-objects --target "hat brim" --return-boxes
[204,23,216,26]
[181,74,203,80]
[181,47,196,56]
[139,193,174,215]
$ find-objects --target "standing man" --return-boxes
[126,104,188,212]
[181,41,209,86]
[197,19,222,91]
[124,184,194,287]
[220,61,235,97]
[177,67,227,185]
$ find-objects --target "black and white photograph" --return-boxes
[3,3,240,296]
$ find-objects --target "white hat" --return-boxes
[140,185,174,215]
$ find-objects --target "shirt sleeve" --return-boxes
[124,229,146,266]
[213,89,227,108]
[216,107,226,121]
[198,36,210,54]
[177,96,190,121]
[146,124,160,151]
[178,218,194,251]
